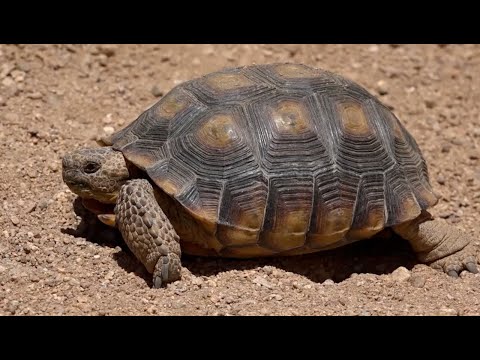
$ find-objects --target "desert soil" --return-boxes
[1,44,480,316]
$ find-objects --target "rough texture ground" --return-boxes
[1,44,480,316]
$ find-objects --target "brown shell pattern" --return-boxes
[107,63,438,257]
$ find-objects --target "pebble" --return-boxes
[376,80,388,95]
[27,92,43,100]
[252,276,275,289]
[104,271,115,281]
[0,63,15,79]
[151,85,164,97]
[438,210,453,219]
[368,45,379,53]
[0,265,6,273]
[102,113,113,124]
[98,45,117,57]
[436,175,446,185]
[3,112,20,124]
[408,274,426,288]
[322,279,335,286]
[103,126,115,136]
[0,95,5,106]
[191,277,204,287]
[425,99,436,109]
[11,70,25,82]
[48,162,59,172]
[469,152,479,160]
[390,266,411,282]
[10,216,20,226]
[437,308,458,316]
[16,60,31,72]
[441,144,451,153]
[2,76,15,87]
[38,199,49,210]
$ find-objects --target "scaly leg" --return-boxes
[393,211,478,277]
[115,179,182,288]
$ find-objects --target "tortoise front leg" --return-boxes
[393,211,479,277]
[115,179,182,288]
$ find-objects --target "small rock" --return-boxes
[102,113,113,124]
[27,91,43,100]
[151,85,164,97]
[436,175,446,185]
[322,279,335,286]
[172,301,186,309]
[451,138,463,146]
[269,294,283,301]
[98,44,116,57]
[437,308,458,316]
[438,210,453,219]
[11,70,26,82]
[0,95,5,106]
[27,169,37,178]
[104,271,115,281]
[38,199,49,210]
[0,265,6,273]
[160,54,171,62]
[408,274,426,288]
[390,266,411,282]
[191,277,204,287]
[10,216,20,226]
[103,126,115,136]
[469,153,479,160]
[48,162,59,172]
[368,45,379,53]
[0,63,15,79]
[2,76,15,87]
[3,112,20,124]
[441,144,451,153]
[252,276,275,289]
[16,60,31,72]
[376,80,388,95]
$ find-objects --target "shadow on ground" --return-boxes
[62,197,419,286]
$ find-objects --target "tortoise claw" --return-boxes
[153,276,163,289]
[447,270,459,278]
[465,262,478,274]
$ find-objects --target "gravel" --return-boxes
[1,44,480,316]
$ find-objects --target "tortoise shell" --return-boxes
[105,63,438,257]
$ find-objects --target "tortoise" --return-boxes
[62,63,478,288]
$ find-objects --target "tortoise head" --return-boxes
[62,147,130,203]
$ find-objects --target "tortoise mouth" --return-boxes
[81,198,116,215]
[66,182,118,204]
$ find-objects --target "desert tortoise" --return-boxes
[62,63,478,288]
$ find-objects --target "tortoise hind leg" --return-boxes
[392,210,479,277]
[115,179,182,288]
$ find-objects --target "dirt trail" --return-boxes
[1,44,480,315]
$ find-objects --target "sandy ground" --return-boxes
[1,44,480,316]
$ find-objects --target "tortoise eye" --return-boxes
[84,162,100,174]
